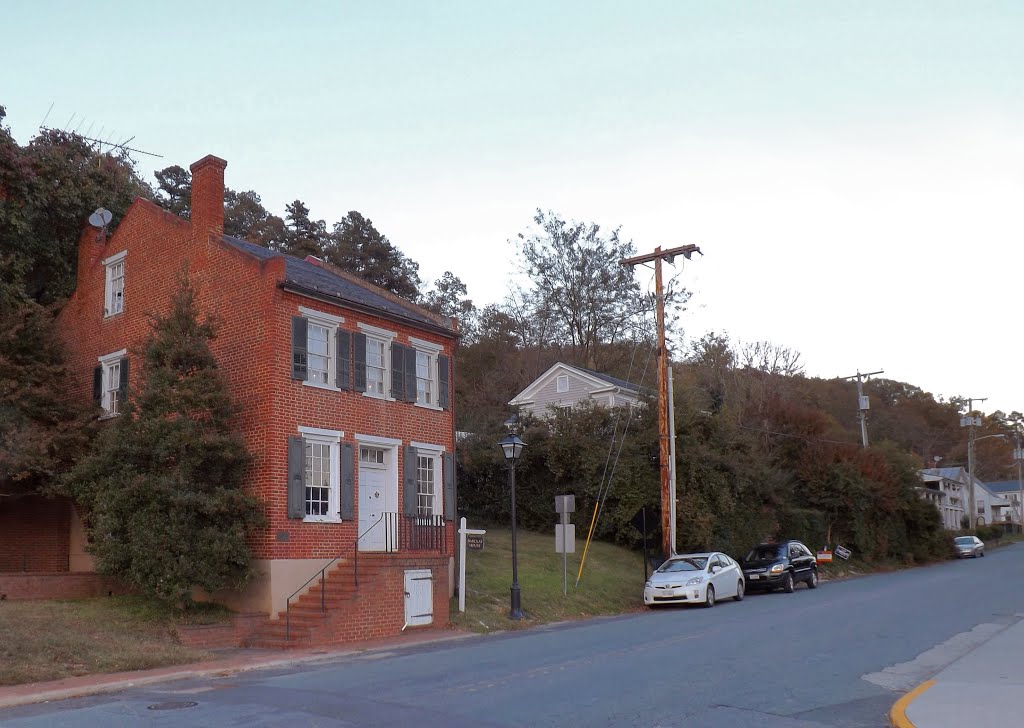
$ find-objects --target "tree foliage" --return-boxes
[0,107,152,303]
[62,272,264,605]
[0,276,92,497]
[326,211,421,299]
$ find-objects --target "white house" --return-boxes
[509,362,648,418]
[919,467,1013,529]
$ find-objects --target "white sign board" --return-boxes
[834,545,852,560]
[555,524,576,553]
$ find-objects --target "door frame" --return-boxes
[356,434,400,552]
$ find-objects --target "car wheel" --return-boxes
[734,580,744,601]
[807,569,818,589]
[704,584,716,608]
[782,572,795,593]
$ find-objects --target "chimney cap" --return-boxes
[190,154,228,174]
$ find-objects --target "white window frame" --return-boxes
[556,374,569,393]
[299,426,343,523]
[409,337,443,410]
[299,307,344,392]
[97,349,126,417]
[410,442,444,519]
[359,323,396,400]
[103,250,126,317]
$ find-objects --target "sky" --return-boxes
[4,1,1022,415]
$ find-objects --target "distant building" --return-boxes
[509,362,649,418]
[983,480,1023,530]
[919,467,1013,529]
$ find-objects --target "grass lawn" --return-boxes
[0,596,228,686]
[451,527,647,632]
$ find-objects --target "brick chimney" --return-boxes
[189,155,227,243]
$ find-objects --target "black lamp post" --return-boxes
[498,419,526,620]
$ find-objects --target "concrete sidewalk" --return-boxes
[890,617,1024,728]
[0,627,476,710]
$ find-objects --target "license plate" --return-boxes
[748,574,759,580]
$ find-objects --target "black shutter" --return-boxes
[403,445,418,517]
[291,316,307,381]
[93,365,103,403]
[287,436,306,519]
[353,332,366,392]
[340,442,355,520]
[443,452,455,521]
[438,354,450,410]
[391,342,406,400]
[336,329,351,390]
[405,347,418,403]
[118,357,129,400]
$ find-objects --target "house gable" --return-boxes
[510,362,643,415]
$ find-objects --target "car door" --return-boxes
[719,554,739,596]
[789,544,807,580]
[710,555,734,597]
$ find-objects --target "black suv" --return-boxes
[740,540,818,593]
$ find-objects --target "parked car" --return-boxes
[644,552,745,608]
[740,540,818,593]
[954,535,985,558]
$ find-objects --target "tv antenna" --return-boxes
[37,103,162,159]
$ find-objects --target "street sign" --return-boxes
[835,545,852,560]
[555,495,575,514]
[816,550,833,563]
[466,534,484,551]
[555,524,576,553]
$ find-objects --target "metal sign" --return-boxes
[555,495,576,515]
[555,524,576,553]
[816,550,833,563]
[466,535,484,551]
[835,545,852,560]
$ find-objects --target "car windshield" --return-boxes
[954,537,976,545]
[657,557,707,573]
[745,545,782,561]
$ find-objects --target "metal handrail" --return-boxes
[285,513,385,641]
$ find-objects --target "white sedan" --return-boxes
[643,552,745,608]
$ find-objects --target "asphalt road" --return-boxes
[3,543,1022,728]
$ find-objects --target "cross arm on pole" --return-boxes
[620,244,702,268]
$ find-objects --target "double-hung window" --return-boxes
[293,307,346,390]
[366,338,387,395]
[95,349,128,417]
[416,453,436,517]
[299,427,342,522]
[409,337,444,409]
[103,250,126,317]
[356,323,395,399]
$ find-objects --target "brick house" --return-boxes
[3,155,458,645]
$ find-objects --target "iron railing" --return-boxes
[284,513,447,640]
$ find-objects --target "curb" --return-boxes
[889,679,934,728]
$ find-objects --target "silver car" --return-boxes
[954,535,985,558]
[643,552,745,608]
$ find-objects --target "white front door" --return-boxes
[358,466,387,551]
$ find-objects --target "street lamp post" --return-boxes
[965,432,1006,530]
[498,419,526,620]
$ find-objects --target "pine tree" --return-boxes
[64,270,264,605]
[0,273,91,497]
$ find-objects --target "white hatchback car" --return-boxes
[643,552,745,608]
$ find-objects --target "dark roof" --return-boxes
[574,365,650,395]
[221,235,453,335]
[985,480,1022,494]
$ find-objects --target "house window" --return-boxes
[296,307,344,390]
[96,349,127,417]
[416,350,434,406]
[417,454,436,517]
[103,251,126,317]
[366,338,387,395]
[307,322,331,384]
[299,426,341,522]
[557,374,569,393]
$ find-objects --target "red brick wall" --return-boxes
[55,155,457,578]
[0,573,130,600]
[0,496,71,572]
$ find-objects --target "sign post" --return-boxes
[555,495,576,595]
[458,517,487,613]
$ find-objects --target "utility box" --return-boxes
[858,396,870,410]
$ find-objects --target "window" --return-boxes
[299,427,341,522]
[416,350,434,405]
[366,338,387,395]
[416,453,437,517]
[96,349,127,417]
[294,307,345,390]
[360,446,385,465]
[103,251,126,317]
[557,374,569,393]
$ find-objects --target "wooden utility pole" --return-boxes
[620,244,701,560]
[839,369,884,448]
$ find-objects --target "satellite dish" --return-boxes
[88,207,113,228]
